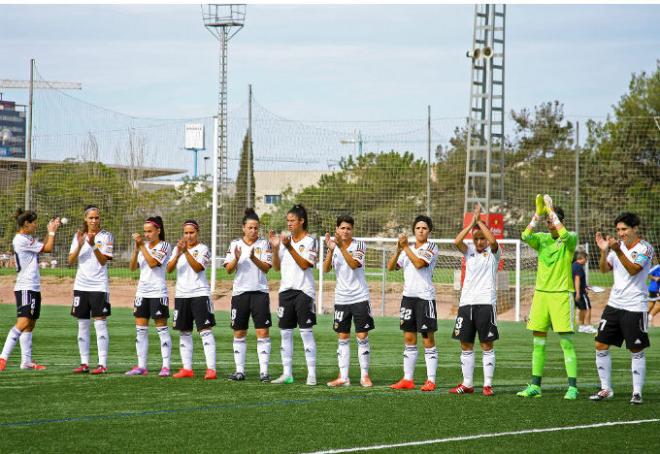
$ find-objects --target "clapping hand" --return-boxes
[325,232,337,251]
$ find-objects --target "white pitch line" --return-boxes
[302,419,660,454]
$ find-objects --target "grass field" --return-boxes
[0,304,657,453]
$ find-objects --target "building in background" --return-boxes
[255,170,328,214]
[0,96,27,158]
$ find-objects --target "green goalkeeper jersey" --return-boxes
[522,228,578,292]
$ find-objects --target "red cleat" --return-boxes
[21,362,46,371]
[73,364,89,374]
[483,386,494,396]
[173,368,194,379]
[390,378,415,390]
[420,380,437,392]
[91,365,108,375]
[0,358,6,371]
[448,383,474,394]
[204,369,217,380]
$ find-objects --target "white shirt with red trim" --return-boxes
[397,241,438,300]
[607,239,654,312]
[13,233,44,292]
[136,241,172,298]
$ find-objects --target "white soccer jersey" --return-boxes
[70,230,114,293]
[397,241,438,300]
[170,243,211,298]
[607,239,654,312]
[136,241,172,298]
[224,238,272,296]
[460,244,501,307]
[278,235,318,299]
[333,239,370,305]
[13,234,43,292]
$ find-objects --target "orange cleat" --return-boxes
[390,378,416,390]
[483,386,494,396]
[91,365,108,375]
[0,358,7,371]
[173,368,194,379]
[327,376,350,387]
[360,375,373,388]
[21,362,46,371]
[420,380,437,392]
[448,383,474,394]
[204,369,217,380]
[73,364,89,374]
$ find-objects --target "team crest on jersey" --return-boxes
[192,251,199,258]
[298,245,305,253]
[631,251,638,259]
[454,329,460,336]
[482,252,488,257]
[255,247,262,256]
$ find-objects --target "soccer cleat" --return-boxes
[125,366,148,376]
[259,373,271,383]
[204,369,217,380]
[517,383,542,398]
[585,325,598,334]
[228,371,246,381]
[390,378,415,390]
[630,393,643,405]
[173,368,194,379]
[90,365,108,375]
[420,380,437,392]
[73,364,89,374]
[483,386,494,396]
[327,377,350,387]
[20,362,46,371]
[158,367,170,377]
[271,374,294,384]
[0,358,6,371]
[564,386,579,400]
[306,376,317,386]
[449,383,474,394]
[360,375,373,388]
[589,389,614,401]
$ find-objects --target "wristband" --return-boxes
[48,231,55,237]
[527,214,540,229]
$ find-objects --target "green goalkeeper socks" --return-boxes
[531,336,546,386]
[559,334,578,387]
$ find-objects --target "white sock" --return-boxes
[482,349,495,387]
[201,330,216,370]
[1,327,21,360]
[157,326,171,369]
[631,351,646,396]
[280,329,294,377]
[94,319,109,368]
[300,328,316,379]
[179,331,194,370]
[257,337,271,375]
[233,336,247,374]
[461,350,475,387]
[403,344,418,381]
[596,350,612,391]
[136,326,149,369]
[77,319,91,365]
[425,347,438,383]
[357,337,371,379]
[19,331,33,367]
[337,339,350,380]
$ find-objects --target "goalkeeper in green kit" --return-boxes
[517,194,579,400]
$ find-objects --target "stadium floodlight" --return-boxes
[202,4,246,292]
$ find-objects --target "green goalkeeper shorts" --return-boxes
[527,290,574,333]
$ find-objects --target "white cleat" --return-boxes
[271,374,294,384]
[589,389,614,401]
[306,376,317,386]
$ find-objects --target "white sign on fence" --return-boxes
[184,124,205,150]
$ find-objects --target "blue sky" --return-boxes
[1,4,659,122]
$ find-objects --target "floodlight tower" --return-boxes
[202,4,246,291]
[463,4,506,215]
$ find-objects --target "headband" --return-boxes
[85,206,99,214]
[183,221,199,230]
[145,220,161,229]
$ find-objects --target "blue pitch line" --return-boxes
[0,392,392,429]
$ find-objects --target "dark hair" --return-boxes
[14,208,37,228]
[145,216,165,241]
[412,215,433,232]
[287,204,308,230]
[336,214,354,227]
[82,205,100,233]
[554,206,565,222]
[182,219,200,231]
[614,212,640,228]
[243,208,260,225]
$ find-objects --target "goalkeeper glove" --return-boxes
[535,194,547,216]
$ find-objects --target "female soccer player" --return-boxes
[269,204,318,385]
[126,216,173,377]
[68,205,114,375]
[167,219,217,380]
[450,204,500,396]
[324,215,373,388]
[224,208,273,382]
[0,209,60,371]
[387,215,439,392]
[591,213,654,404]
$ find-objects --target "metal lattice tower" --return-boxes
[202,4,245,291]
[463,4,506,214]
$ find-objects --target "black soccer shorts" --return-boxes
[333,301,375,334]
[14,290,41,320]
[277,289,316,330]
[174,296,216,331]
[595,305,650,350]
[133,296,169,320]
[71,290,111,319]
[451,304,499,344]
[399,296,437,333]
[230,291,271,331]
